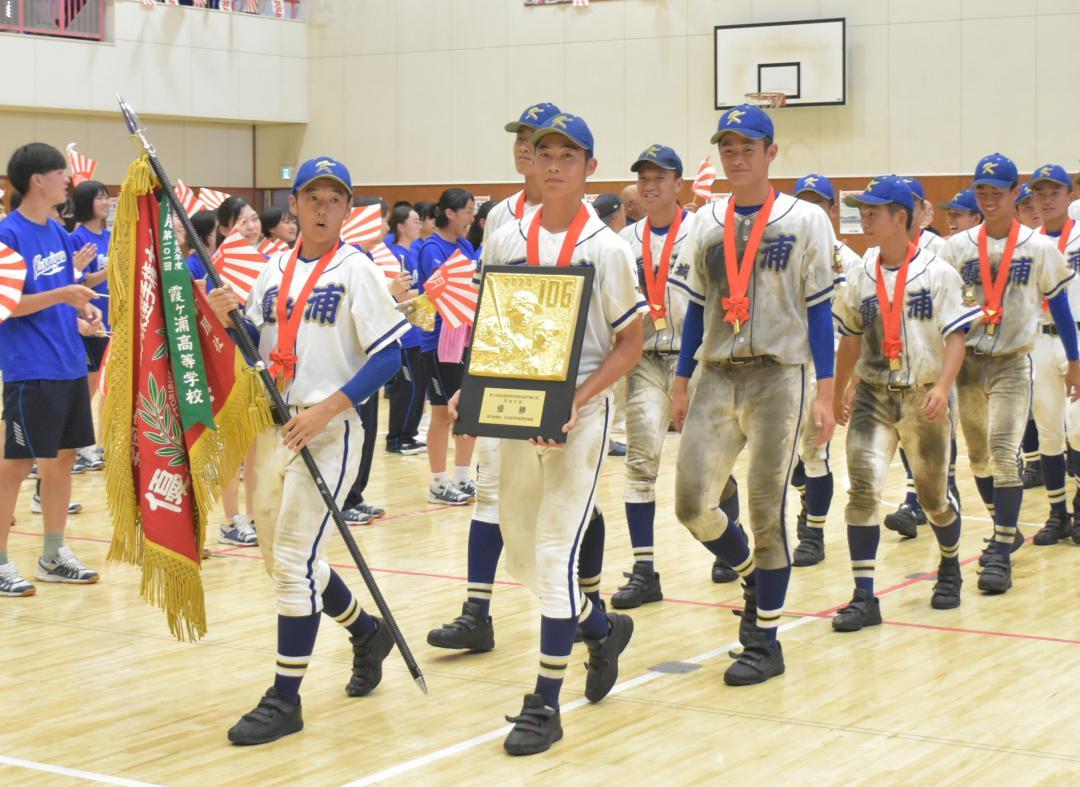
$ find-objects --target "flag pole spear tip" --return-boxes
[415,674,429,696]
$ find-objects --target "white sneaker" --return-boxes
[428,483,472,506]
[35,546,99,584]
[219,517,258,546]
[30,494,83,515]
[455,479,477,501]
[0,561,36,596]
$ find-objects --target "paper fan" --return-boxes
[197,188,231,212]
[0,241,28,324]
[258,237,290,257]
[341,205,382,247]
[692,156,717,200]
[212,230,267,300]
[423,250,478,328]
[176,180,204,216]
[66,143,97,186]
[369,241,401,279]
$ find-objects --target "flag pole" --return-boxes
[117,96,428,696]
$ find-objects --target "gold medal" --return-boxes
[889,357,901,371]
[987,323,997,335]
[653,316,668,331]
[733,319,741,334]
[832,250,844,274]
[962,284,977,307]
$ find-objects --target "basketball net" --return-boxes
[744,92,788,108]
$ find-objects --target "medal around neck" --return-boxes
[454,265,593,442]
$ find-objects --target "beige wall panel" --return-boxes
[623,36,689,166]
[449,48,509,183]
[564,40,626,180]
[625,0,689,40]
[396,0,452,54]
[450,0,509,51]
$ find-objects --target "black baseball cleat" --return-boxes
[611,561,663,609]
[503,694,562,756]
[931,563,963,610]
[1034,511,1071,545]
[884,502,925,539]
[227,687,303,746]
[1021,459,1044,489]
[792,518,825,567]
[583,612,634,703]
[426,601,495,652]
[346,617,395,696]
[978,529,1024,567]
[711,556,738,583]
[724,634,784,686]
[733,581,758,645]
[831,588,882,632]
[978,552,1013,594]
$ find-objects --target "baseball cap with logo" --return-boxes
[793,174,836,203]
[531,112,595,154]
[972,153,1018,189]
[900,176,926,201]
[842,175,915,213]
[505,102,561,133]
[711,104,775,145]
[1030,163,1072,189]
[293,156,352,194]
[937,188,982,215]
[630,144,683,178]
[1015,182,1034,205]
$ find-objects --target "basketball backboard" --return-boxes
[714,18,846,109]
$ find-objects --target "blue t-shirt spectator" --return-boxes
[416,234,475,353]
[69,224,110,331]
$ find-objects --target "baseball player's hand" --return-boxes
[73,243,97,272]
[281,401,335,452]
[208,287,242,327]
[389,272,412,301]
[1067,362,1080,402]
[671,377,690,432]
[832,384,850,427]
[812,395,835,444]
[529,400,578,447]
[922,384,950,422]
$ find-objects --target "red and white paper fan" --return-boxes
[66,143,97,186]
[692,156,717,200]
[0,241,28,325]
[212,230,267,300]
[340,205,382,248]
[175,180,204,216]
[197,188,231,212]
[369,241,401,280]
[423,250,478,328]
[258,237,290,257]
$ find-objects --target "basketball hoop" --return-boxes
[744,92,788,108]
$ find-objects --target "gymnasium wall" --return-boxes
[0,1,308,189]
[298,0,1080,187]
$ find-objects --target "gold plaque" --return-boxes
[478,388,546,428]
[469,271,585,381]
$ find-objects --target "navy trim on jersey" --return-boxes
[833,312,861,336]
[611,301,646,331]
[1044,272,1075,300]
[669,276,704,304]
[805,283,834,306]
[941,308,983,337]
[564,397,610,618]
[307,418,351,615]
[366,318,410,356]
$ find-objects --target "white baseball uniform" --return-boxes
[246,245,410,616]
[618,210,695,504]
[670,192,835,570]
[481,210,645,618]
[939,225,1074,484]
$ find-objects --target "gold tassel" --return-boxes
[142,542,207,642]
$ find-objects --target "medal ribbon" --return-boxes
[722,188,777,330]
[513,191,527,220]
[977,219,1020,328]
[1040,219,1074,312]
[875,242,918,365]
[526,204,591,267]
[642,209,684,323]
[269,239,341,387]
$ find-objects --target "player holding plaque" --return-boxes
[451,112,646,755]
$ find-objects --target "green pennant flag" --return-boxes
[157,199,215,432]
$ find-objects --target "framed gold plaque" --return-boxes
[455,265,594,442]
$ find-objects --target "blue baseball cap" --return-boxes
[630,144,683,178]
[711,104,775,145]
[531,112,595,153]
[1031,163,1072,189]
[793,174,835,203]
[938,188,982,215]
[973,153,1018,189]
[505,102,561,133]
[842,175,915,213]
[293,156,352,194]
[900,176,926,201]
[1016,182,1033,205]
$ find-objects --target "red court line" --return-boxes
[880,620,1080,646]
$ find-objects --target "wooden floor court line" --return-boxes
[0,753,161,786]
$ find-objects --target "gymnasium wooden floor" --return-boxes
[4,403,1080,785]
